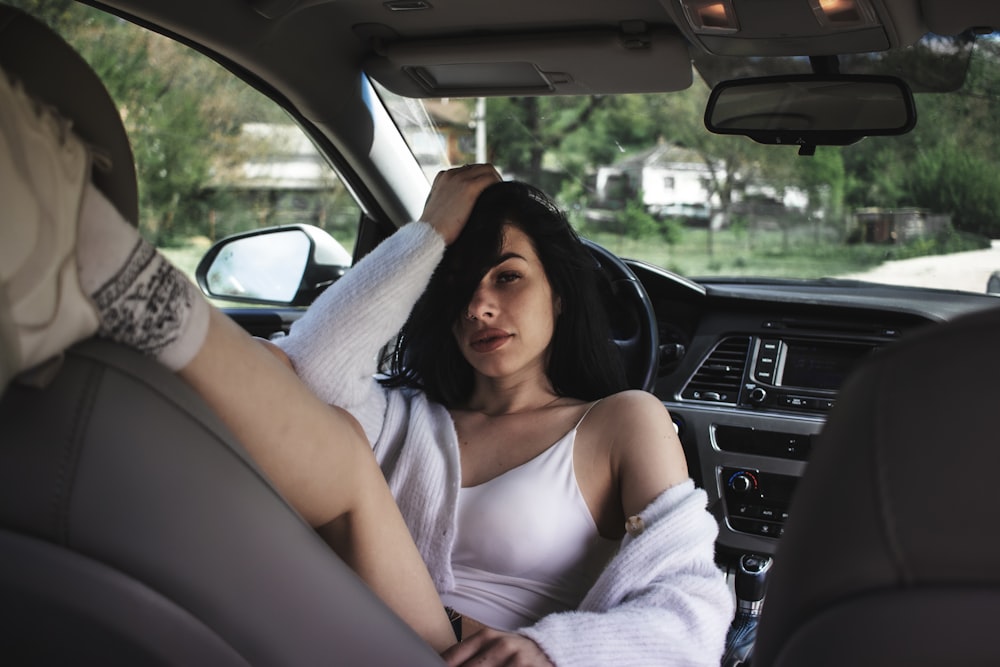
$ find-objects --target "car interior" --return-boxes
[3,0,1000,665]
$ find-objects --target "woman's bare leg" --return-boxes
[181,309,455,651]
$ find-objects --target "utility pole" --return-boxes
[475,97,487,163]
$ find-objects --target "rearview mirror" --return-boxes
[704,74,916,155]
[195,224,352,306]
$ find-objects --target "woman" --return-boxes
[271,165,734,666]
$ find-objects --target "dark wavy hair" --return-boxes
[380,180,628,407]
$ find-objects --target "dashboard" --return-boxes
[628,260,999,559]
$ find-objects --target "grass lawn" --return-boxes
[585,225,988,280]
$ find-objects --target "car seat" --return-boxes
[753,304,1000,666]
[0,7,444,665]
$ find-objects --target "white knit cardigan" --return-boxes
[275,222,733,666]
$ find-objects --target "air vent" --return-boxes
[681,336,751,404]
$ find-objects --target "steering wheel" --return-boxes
[582,239,659,392]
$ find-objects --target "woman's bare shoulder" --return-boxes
[582,390,677,454]
[592,389,672,426]
[589,390,689,514]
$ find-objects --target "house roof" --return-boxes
[615,141,706,170]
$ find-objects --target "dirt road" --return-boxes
[839,240,1000,294]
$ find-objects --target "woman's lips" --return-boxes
[469,328,513,353]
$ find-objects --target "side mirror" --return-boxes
[195,224,351,306]
[704,74,916,155]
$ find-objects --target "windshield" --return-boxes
[377,37,1000,296]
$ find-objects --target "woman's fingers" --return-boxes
[440,627,555,667]
[420,164,501,245]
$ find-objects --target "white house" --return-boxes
[594,141,718,220]
[218,122,339,190]
[595,140,810,223]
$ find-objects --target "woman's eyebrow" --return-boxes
[491,252,527,267]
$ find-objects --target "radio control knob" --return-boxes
[729,471,758,494]
[749,387,767,404]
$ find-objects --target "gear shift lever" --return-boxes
[722,553,773,667]
[735,553,771,613]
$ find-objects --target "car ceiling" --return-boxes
[93,0,1000,96]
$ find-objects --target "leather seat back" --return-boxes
[754,305,1000,666]
[0,341,444,665]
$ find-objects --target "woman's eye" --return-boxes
[497,272,521,284]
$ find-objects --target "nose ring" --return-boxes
[465,310,477,321]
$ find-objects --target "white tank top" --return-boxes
[440,402,619,631]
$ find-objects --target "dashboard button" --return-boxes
[757,522,777,537]
[782,395,814,409]
[732,504,761,518]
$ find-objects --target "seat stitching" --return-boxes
[50,361,102,545]
[871,357,912,585]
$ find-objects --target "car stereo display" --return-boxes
[778,341,874,391]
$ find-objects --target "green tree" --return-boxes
[907,143,1000,236]
[5,0,76,32]
[620,198,658,240]
[487,96,612,185]
[90,26,217,244]
[843,35,1000,236]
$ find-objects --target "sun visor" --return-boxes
[362,26,693,97]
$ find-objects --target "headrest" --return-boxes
[0,6,139,226]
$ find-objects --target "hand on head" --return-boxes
[420,164,502,245]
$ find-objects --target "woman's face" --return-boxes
[451,224,561,383]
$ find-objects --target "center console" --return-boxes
[667,319,908,557]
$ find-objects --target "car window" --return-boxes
[376,36,1000,296]
[9,0,361,291]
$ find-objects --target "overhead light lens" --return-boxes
[698,3,731,28]
[811,0,876,28]
[681,0,739,34]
